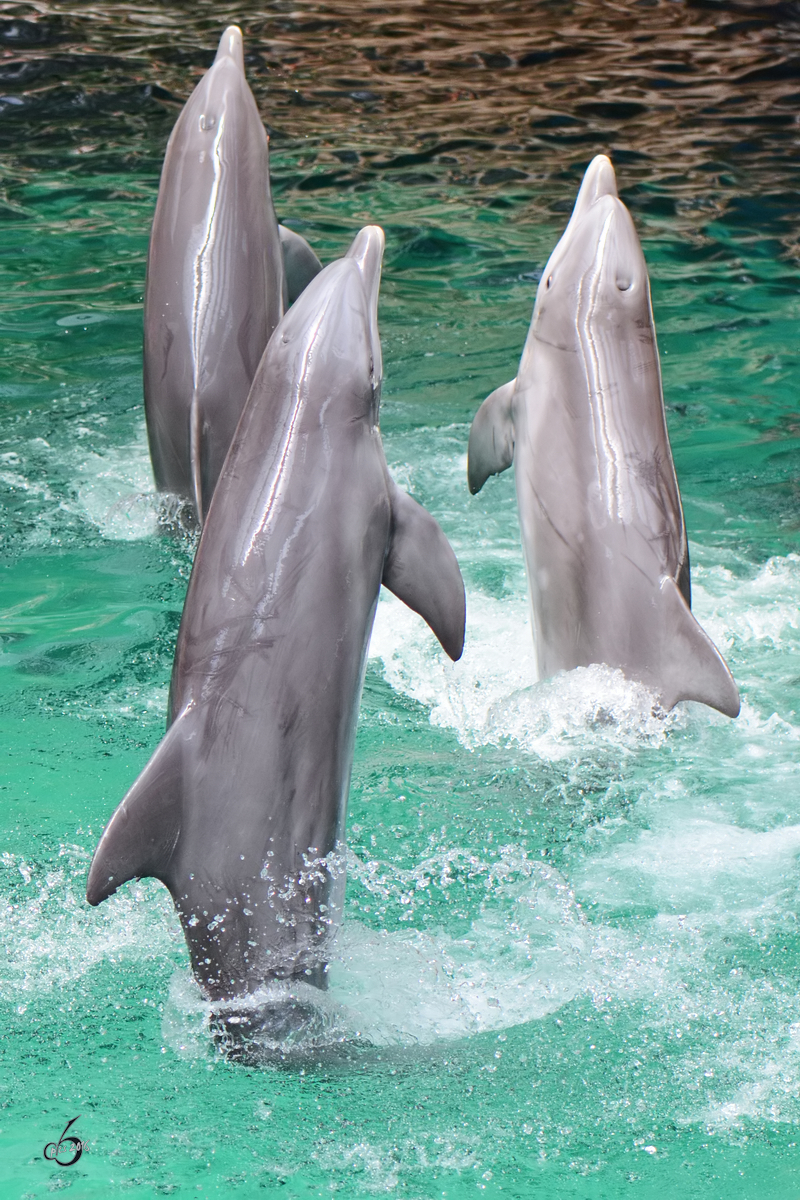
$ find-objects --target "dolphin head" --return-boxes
[535,155,620,306]
[569,153,618,224]
[345,225,385,407]
[213,25,244,71]
[177,24,252,146]
[269,225,385,425]
[530,156,649,348]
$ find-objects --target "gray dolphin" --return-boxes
[468,155,739,717]
[144,26,320,524]
[88,227,466,1015]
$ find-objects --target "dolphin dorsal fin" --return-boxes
[86,711,190,905]
[467,378,516,494]
[655,577,740,716]
[383,483,466,661]
[278,225,323,306]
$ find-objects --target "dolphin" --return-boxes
[87,227,466,1020]
[144,25,321,525]
[468,155,739,717]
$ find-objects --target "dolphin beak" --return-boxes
[214,25,244,72]
[346,225,385,310]
[346,226,385,390]
[571,155,618,223]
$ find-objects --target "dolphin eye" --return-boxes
[545,275,553,290]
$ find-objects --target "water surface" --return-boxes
[2,1,800,1196]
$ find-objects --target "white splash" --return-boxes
[369,590,680,760]
[158,852,678,1055]
[70,434,161,541]
[0,846,180,1000]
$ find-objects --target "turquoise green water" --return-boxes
[3,3,800,1196]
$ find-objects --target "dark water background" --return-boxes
[2,1,800,1196]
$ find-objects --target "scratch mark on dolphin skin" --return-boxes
[528,476,578,556]
[630,449,663,494]
[159,326,174,383]
[620,553,653,585]
[628,449,681,547]
[162,826,181,880]
[633,356,658,379]
[207,694,250,730]
[532,331,577,353]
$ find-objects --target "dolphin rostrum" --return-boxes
[468,155,739,717]
[144,26,321,525]
[88,227,466,1017]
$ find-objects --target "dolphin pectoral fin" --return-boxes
[383,484,466,661]
[86,713,189,906]
[279,225,323,305]
[654,576,740,717]
[467,379,516,494]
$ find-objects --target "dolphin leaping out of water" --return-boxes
[143,25,321,525]
[468,155,739,717]
[88,227,466,1014]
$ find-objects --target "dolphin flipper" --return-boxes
[655,577,740,716]
[86,712,189,905]
[467,379,516,494]
[383,483,466,661]
[279,225,323,305]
